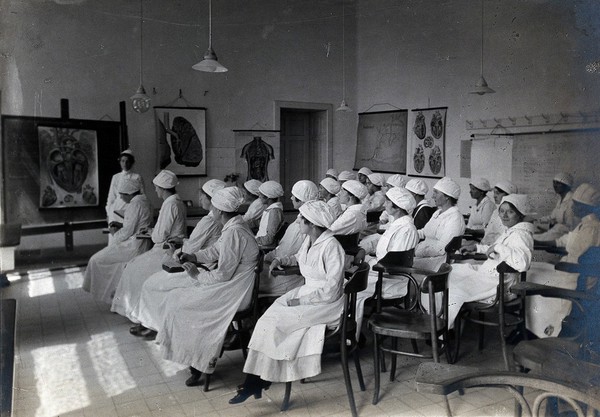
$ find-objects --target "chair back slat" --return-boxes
[335,233,360,252]
[444,236,463,263]
[377,249,415,269]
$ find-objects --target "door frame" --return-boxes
[274,101,333,182]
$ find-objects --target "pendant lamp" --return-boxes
[336,0,351,112]
[470,0,495,95]
[193,0,228,73]
[130,0,151,113]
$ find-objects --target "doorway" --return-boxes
[276,101,333,210]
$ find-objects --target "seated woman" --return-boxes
[319,177,343,218]
[337,170,356,184]
[242,179,265,232]
[83,178,153,304]
[147,187,260,386]
[255,181,285,246]
[378,174,408,230]
[260,180,319,295]
[111,170,187,322]
[357,166,372,185]
[354,187,420,335]
[447,194,534,328]
[127,179,226,338]
[527,183,600,338]
[330,180,368,235]
[413,177,466,270]
[325,168,339,180]
[534,172,578,241]
[477,180,518,245]
[405,178,436,229]
[229,200,344,404]
[362,173,386,212]
[465,178,495,233]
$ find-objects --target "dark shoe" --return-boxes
[129,324,147,336]
[185,371,203,387]
[143,330,157,340]
[223,333,241,351]
[229,386,263,404]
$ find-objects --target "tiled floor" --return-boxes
[3,267,523,417]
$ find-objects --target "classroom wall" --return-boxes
[355,0,600,213]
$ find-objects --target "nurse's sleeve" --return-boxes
[193,236,221,265]
[415,212,465,257]
[112,200,140,243]
[256,209,284,246]
[197,231,243,285]
[298,241,345,305]
[493,230,533,272]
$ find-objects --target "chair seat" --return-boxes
[513,338,586,373]
[369,310,446,339]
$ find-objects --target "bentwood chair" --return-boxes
[280,262,370,417]
[202,251,264,392]
[369,263,452,405]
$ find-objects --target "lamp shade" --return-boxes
[192,47,228,73]
[336,99,352,112]
[130,85,151,113]
[469,75,495,95]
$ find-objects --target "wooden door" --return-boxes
[280,110,310,210]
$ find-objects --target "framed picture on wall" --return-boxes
[154,106,207,176]
[234,130,281,183]
[354,110,408,173]
[406,107,447,178]
[38,125,100,208]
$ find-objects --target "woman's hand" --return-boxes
[178,252,197,263]
[182,262,200,278]
[269,258,282,273]
[460,243,477,254]
[486,245,498,259]
[286,298,300,306]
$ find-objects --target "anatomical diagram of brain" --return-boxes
[413,144,425,173]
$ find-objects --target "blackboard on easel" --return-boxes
[1,100,127,225]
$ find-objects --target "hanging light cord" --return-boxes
[480,0,484,76]
[341,0,346,99]
[208,0,213,50]
[139,0,144,86]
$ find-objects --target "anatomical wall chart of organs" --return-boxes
[407,107,447,177]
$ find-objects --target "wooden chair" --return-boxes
[450,262,527,370]
[368,263,453,405]
[415,362,600,417]
[280,262,370,417]
[258,221,289,254]
[334,232,361,255]
[367,249,416,312]
[202,251,264,391]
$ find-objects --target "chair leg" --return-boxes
[411,338,419,354]
[353,349,366,391]
[340,343,358,417]
[499,322,511,371]
[203,373,211,392]
[372,333,381,405]
[443,395,453,417]
[478,312,485,351]
[390,338,398,382]
[281,382,292,411]
[451,318,462,364]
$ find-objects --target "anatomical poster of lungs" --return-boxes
[407,107,447,178]
[155,106,206,175]
[234,130,280,183]
[38,126,99,208]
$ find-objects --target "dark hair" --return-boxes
[120,153,135,164]
[448,196,458,205]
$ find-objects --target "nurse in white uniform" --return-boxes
[413,177,466,270]
[111,170,187,324]
[83,178,153,303]
[229,200,344,404]
[319,177,343,219]
[330,180,368,235]
[255,181,285,246]
[465,178,495,233]
[105,149,145,226]
[534,172,578,241]
[242,179,265,232]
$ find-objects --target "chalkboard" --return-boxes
[467,129,600,216]
[1,115,123,225]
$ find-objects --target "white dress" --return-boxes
[243,230,345,382]
[105,170,145,223]
[526,213,600,337]
[355,216,420,337]
[534,191,577,241]
[414,206,466,270]
[326,196,343,219]
[111,194,187,319]
[155,216,260,373]
[83,194,153,303]
[446,222,534,328]
[260,218,305,295]
[256,202,284,246]
[466,195,496,230]
[330,204,367,235]
[243,198,267,231]
[480,208,505,246]
[128,212,224,330]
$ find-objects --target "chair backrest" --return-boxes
[366,210,384,223]
[419,263,452,325]
[340,262,370,340]
[444,235,463,263]
[377,249,415,269]
[273,221,289,243]
[249,251,265,321]
[335,233,360,254]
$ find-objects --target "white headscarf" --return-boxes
[153,170,178,189]
[406,178,428,196]
[500,194,533,217]
[386,174,406,188]
[386,187,416,214]
[573,183,600,206]
[326,168,339,180]
[338,170,357,181]
[118,178,140,194]
[259,181,284,198]
[495,180,518,195]
[202,179,227,198]
[299,200,335,228]
[470,178,491,192]
[434,177,461,199]
[244,179,262,196]
[320,178,341,195]
[292,180,319,202]
[342,180,369,200]
[367,173,386,187]
[358,167,373,176]
[554,172,574,187]
[212,187,246,212]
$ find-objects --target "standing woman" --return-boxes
[111,170,187,322]
[83,178,153,304]
[229,201,344,404]
[105,149,145,226]
[319,177,343,219]
[242,179,265,232]
[413,177,465,270]
[255,181,285,246]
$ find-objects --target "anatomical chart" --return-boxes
[38,126,99,208]
[407,107,447,177]
[155,106,206,175]
[235,130,280,183]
